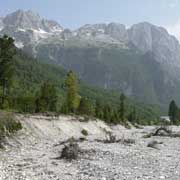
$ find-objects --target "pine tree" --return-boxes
[119,93,126,121]
[61,103,69,114]
[103,105,113,123]
[78,97,94,116]
[95,100,104,119]
[111,109,119,124]
[35,81,58,112]
[128,107,137,124]
[168,100,178,124]
[0,35,16,108]
[65,71,79,113]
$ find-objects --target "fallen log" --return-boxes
[143,126,180,138]
[152,127,172,136]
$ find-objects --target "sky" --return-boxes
[1,0,180,39]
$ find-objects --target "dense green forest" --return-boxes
[0,35,161,125]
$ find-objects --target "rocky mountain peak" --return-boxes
[128,22,179,53]
[3,10,42,30]
[2,9,63,33]
[0,9,64,45]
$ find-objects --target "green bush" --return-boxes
[81,129,88,136]
[0,112,22,137]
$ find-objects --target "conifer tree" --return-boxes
[168,100,178,124]
[0,35,16,108]
[103,105,113,123]
[78,97,94,115]
[65,71,79,113]
[35,81,57,112]
[119,93,126,121]
[95,100,104,119]
[128,107,137,124]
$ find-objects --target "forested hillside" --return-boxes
[9,50,160,124]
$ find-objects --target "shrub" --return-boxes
[81,129,88,136]
[104,132,117,143]
[0,112,22,137]
[60,139,80,160]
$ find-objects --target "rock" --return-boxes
[147,140,161,150]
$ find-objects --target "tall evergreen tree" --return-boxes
[35,81,58,112]
[119,93,126,121]
[65,71,79,113]
[168,100,178,124]
[0,35,16,108]
[128,107,137,124]
[95,100,104,120]
[103,105,113,123]
[78,97,94,116]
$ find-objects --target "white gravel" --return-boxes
[0,115,180,180]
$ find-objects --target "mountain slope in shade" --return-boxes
[32,43,180,108]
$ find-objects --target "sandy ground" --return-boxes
[0,115,180,180]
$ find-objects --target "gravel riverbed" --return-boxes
[0,116,180,180]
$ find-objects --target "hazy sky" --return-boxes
[1,0,180,39]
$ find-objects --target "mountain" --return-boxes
[1,10,180,109]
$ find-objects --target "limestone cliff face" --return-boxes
[128,22,180,79]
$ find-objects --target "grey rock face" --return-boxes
[0,18,4,30]
[128,22,180,78]
[61,29,73,40]
[105,23,128,42]
[3,10,63,33]
[129,22,180,61]
[77,23,107,35]
[75,23,128,44]
[128,22,153,52]
[42,19,63,33]
[3,10,42,30]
